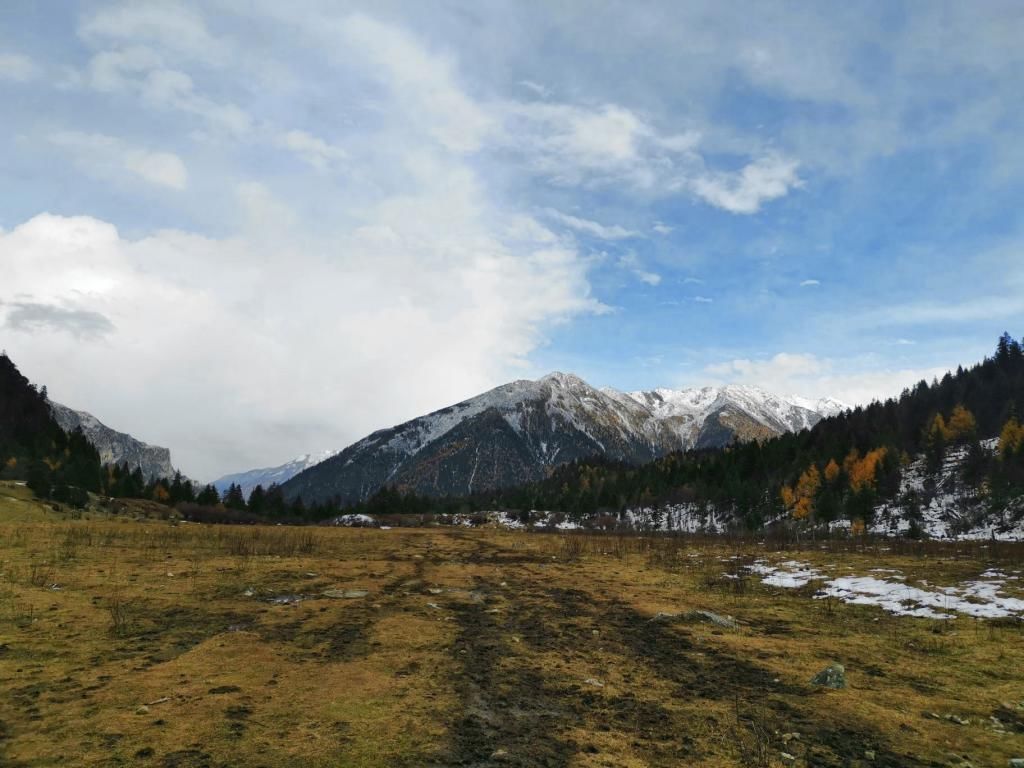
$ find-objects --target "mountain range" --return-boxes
[49,402,176,481]
[212,449,340,497]
[262,373,845,506]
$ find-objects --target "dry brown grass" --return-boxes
[0,487,1022,766]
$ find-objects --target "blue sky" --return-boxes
[2,1,1023,478]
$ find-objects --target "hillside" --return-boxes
[280,373,843,506]
[0,353,102,502]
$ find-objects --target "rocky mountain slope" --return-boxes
[50,402,175,481]
[212,449,340,497]
[281,372,845,505]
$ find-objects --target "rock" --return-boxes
[684,610,739,629]
[865,749,875,760]
[490,749,510,761]
[780,752,796,764]
[781,732,800,743]
[810,663,846,689]
[135,705,150,715]
[322,588,368,599]
[242,588,254,597]
[583,678,604,688]
[1008,759,1024,768]
[946,714,969,726]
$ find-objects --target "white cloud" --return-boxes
[78,4,232,67]
[543,209,639,240]
[800,279,820,287]
[279,130,348,172]
[702,352,953,405]
[518,79,550,98]
[693,154,802,214]
[618,252,661,285]
[339,13,492,153]
[68,46,252,135]
[652,222,673,235]
[0,52,39,82]
[49,131,188,190]
[693,296,713,303]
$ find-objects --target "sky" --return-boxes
[2,1,1023,480]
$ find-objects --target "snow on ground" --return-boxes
[747,560,823,588]
[743,559,1024,620]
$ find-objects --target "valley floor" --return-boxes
[1,485,1023,767]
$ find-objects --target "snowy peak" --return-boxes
[212,448,341,497]
[627,384,847,435]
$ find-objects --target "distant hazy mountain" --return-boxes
[279,372,846,506]
[211,449,340,497]
[50,402,175,481]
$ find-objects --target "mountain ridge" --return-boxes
[276,372,846,506]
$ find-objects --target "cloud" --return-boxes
[339,13,492,153]
[0,52,38,82]
[48,131,188,190]
[618,252,661,286]
[702,352,952,405]
[693,296,713,303]
[652,222,673,235]
[692,154,802,214]
[543,209,639,240]
[69,47,252,135]
[78,4,232,67]
[279,130,348,172]
[518,80,550,98]
[799,279,820,287]
[2,301,115,339]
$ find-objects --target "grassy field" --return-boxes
[1,483,1023,767]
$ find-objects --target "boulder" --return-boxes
[810,663,846,689]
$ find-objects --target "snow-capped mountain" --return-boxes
[50,402,176,481]
[211,449,340,497]
[280,373,847,506]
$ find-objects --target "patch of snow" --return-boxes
[746,559,1024,620]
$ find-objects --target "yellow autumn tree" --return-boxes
[925,413,950,443]
[780,485,796,510]
[847,447,888,492]
[946,404,977,442]
[823,458,840,483]
[152,484,170,503]
[999,416,1024,458]
[791,464,821,520]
